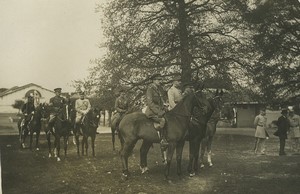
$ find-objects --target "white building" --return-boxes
[0,83,55,113]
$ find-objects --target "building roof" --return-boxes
[0,83,54,97]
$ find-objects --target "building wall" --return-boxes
[0,86,55,113]
[236,105,257,127]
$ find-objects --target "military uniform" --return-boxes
[47,88,66,132]
[75,97,91,123]
[167,85,182,110]
[112,94,129,129]
[21,98,35,130]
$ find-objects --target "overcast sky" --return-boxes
[0,0,107,93]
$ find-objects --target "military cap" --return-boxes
[281,108,288,114]
[54,88,62,92]
[151,73,163,80]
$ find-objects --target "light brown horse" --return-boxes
[118,90,211,180]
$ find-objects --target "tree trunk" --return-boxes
[177,0,192,83]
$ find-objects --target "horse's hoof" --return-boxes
[209,163,213,167]
[36,148,40,151]
[121,173,128,181]
[48,153,52,158]
[140,167,149,174]
[57,157,61,162]
[22,143,25,148]
[200,164,205,168]
[189,173,195,177]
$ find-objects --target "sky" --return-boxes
[0,0,107,93]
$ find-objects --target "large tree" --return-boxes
[242,0,300,106]
[95,0,253,93]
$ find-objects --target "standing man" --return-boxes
[47,88,65,133]
[145,73,168,148]
[113,88,129,130]
[75,91,91,134]
[253,109,268,155]
[288,108,300,153]
[274,108,290,156]
[167,75,182,110]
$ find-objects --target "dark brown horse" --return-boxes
[187,90,223,177]
[43,104,72,161]
[81,108,100,157]
[17,104,44,150]
[118,90,211,180]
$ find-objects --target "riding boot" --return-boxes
[157,131,168,150]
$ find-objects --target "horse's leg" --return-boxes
[187,140,196,176]
[64,135,68,158]
[140,141,152,174]
[29,128,33,150]
[164,143,176,181]
[46,132,52,157]
[200,137,208,168]
[56,136,61,162]
[112,127,116,151]
[81,135,86,156]
[120,139,138,178]
[85,136,89,156]
[92,134,96,157]
[75,133,80,156]
[193,139,201,173]
[207,136,214,167]
[175,140,185,177]
[36,130,40,150]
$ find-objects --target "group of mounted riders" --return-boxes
[19,87,92,148]
[112,73,222,159]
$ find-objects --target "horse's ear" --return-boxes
[220,90,224,96]
[216,89,219,96]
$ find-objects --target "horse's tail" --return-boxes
[118,129,125,149]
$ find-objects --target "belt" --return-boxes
[257,124,264,127]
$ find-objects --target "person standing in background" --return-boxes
[288,108,300,154]
[274,108,290,156]
[253,109,268,155]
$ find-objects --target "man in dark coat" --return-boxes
[21,95,35,131]
[274,108,290,156]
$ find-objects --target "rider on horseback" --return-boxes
[145,73,169,149]
[21,94,35,132]
[74,91,91,135]
[47,88,66,134]
[113,88,129,131]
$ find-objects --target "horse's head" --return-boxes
[84,107,100,128]
[39,102,50,120]
[210,89,224,111]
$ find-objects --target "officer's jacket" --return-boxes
[254,114,267,128]
[115,96,129,113]
[277,115,290,138]
[167,85,182,110]
[21,102,35,115]
[145,83,166,117]
[75,98,91,115]
[49,96,65,113]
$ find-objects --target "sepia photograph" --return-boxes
[0,0,299,193]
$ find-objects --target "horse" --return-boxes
[187,90,223,177]
[43,104,72,161]
[118,90,211,180]
[80,107,100,156]
[17,104,45,150]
